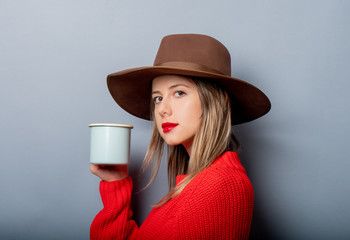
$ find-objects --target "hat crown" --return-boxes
[153,34,231,76]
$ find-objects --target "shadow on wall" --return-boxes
[128,155,162,226]
[237,123,278,240]
[249,206,278,240]
[128,159,145,226]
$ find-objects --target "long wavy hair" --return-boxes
[141,76,240,207]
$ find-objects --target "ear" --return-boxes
[223,91,230,112]
[224,91,229,103]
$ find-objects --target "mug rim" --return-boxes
[88,123,134,129]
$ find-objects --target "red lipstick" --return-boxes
[162,122,178,133]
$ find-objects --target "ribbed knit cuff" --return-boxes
[99,177,133,210]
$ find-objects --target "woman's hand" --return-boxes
[90,164,129,182]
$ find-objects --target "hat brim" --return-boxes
[107,66,271,125]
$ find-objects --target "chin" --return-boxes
[161,137,181,146]
[164,140,180,146]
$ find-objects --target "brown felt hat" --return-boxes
[107,34,271,125]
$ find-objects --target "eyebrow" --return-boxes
[152,83,190,95]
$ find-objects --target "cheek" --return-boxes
[181,100,202,128]
[192,100,203,130]
[154,113,162,132]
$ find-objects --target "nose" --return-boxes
[157,97,172,117]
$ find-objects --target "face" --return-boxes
[152,75,202,153]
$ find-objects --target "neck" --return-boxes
[183,144,192,156]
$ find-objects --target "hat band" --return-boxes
[156,62,225,75]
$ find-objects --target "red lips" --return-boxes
[161,122,178,133]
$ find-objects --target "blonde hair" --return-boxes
[141,76,240,207]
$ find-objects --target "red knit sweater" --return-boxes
[90,151,254,239]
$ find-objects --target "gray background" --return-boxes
[1,0,349,239]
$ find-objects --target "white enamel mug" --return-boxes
[89,123,133,165]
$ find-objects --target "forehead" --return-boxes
[152,75,195,90]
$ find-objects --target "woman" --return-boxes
[90,34,271,239]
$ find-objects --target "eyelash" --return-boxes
[174,91,185,97]
[153,91,186,104]
[153,96,162,103]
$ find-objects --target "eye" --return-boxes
[174,91,185,97]
[153,96,162,103]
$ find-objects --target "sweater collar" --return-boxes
[175,151,243,186]
[175,175,186,186]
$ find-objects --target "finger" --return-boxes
[90,164,100,174]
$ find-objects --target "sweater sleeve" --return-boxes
[90,177,138,240]
[176,169,254,240]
